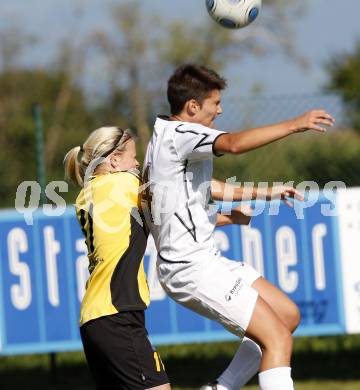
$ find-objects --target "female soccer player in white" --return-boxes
[143,64,335,390]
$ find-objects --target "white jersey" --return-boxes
[143,116,227,262]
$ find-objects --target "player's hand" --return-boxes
[216,205,253,227]
[229,204,253,225]
[268,186,304,207]
[290,110,335,133]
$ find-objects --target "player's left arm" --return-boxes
[211,179,304,207]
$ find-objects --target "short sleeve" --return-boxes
[173,123,227,161]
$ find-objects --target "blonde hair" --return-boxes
[63,127,132,187]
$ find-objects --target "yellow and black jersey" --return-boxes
[75,171,150,326]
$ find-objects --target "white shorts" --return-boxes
[157,252,261,338]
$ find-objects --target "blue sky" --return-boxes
[1,0,360,95]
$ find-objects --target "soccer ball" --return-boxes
[205,0,262,29]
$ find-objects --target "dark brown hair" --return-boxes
[167,64,227,115]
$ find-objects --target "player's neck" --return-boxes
[169,114,185,122]
[170,114,199,124]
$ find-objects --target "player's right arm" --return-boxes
[213,110,335,155]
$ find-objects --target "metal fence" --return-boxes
[217,93,347,131]
[211,93,360,188]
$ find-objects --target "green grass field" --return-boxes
[1,335,359,389]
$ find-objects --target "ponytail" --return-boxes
[63,146,84,186]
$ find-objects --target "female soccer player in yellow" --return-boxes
[63,127,170,390]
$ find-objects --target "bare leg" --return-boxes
[246,295,293,372]
[207,284,295,390]
[147,384,172,390]
[201,274,298,389]
[252,277,301,333]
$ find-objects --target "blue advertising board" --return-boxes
[0,190,359,356]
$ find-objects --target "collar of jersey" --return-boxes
[88,169,140,181]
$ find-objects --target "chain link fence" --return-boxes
[1,92,360,209]
[218,93,346,131]
[213,94,360,188]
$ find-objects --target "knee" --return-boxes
[287,303,301,333]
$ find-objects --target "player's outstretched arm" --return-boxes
[211,179,303,207]
[211,178,253,202]
[214,110,335,155]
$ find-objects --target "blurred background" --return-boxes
[1,0,360,389]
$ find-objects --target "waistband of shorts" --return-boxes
[158,247,219,264]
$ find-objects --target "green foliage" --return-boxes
[87,0,310,153]
[0,68,96,206]
[325,40,360,131]
[158,22,232,71]
[1,6,359,208]
[213,130,360,188]
[1,65,359,210]
[1,335,360,389]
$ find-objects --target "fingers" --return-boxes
[284,188,304,201]
[296,110,336,133]
[293,190,304,201]
[311,110,335,131]
[317,119,334,127]
[233,204,253,216]
[280,187,304,208]
[282,198,294,207]
[311,125,327,133]
[230,204,253,225]
[238,204,253,216]
[314,110,335,123]
[272,186,304,201]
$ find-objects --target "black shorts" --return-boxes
[80,311,169,390]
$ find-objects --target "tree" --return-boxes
[0,0,313,208]
[89,2,156,155]
[0,28,36,71]
[0,68,95,206]
[88,0,309,153]
[325,40,360,132]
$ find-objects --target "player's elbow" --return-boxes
[224,135,243,154]
[228,143,243,154]
[215,141,237,154]
[222,140,243,154]
[214,134,244,154]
